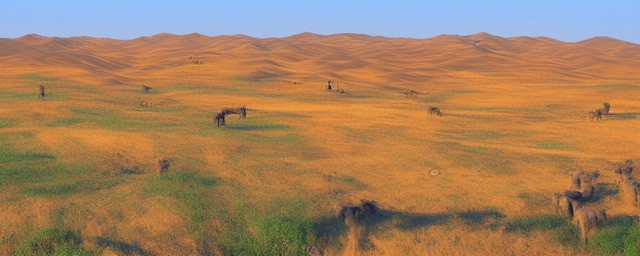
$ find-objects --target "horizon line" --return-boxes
[3,31,639,45]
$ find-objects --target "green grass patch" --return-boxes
[0,146,55,164]
[21,73,56,82]
[0,119,14,128]
[47,118,83,127]
[0,93,34,99]
[589,217,640,255]
[14,228,95,256]
[48,107,179,131]
[145,171,218,253]
[220,200,316,256]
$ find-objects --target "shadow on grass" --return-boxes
[94,237,155,256]
[313,207,503,252]
[226,123,290,131]
[608,113,640,120]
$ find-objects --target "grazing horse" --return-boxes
[221,106,247,119]
[38,85,45,100]
[214,112,226,126]
[427,106,443,116]
[142,84,152,93]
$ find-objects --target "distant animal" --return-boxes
[552,193,580,218]
[142,84,152,93]
[588,111,602,121]
[221,106,247,119]
[613,160,633,184]
[327,81,333,90]
[156,158,170,174]
[404,90,418,98]
[427,106,443,116]
[140,101,152,107]
[589,103,610,121]
[214,112,226,126]
[596,102,611,115]
[573,207,607,242]
[38,84,45,100]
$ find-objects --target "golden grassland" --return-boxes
[1,33,640,255]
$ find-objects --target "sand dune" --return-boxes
[1,32,638,86]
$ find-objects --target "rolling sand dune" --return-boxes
[0,32,640,255]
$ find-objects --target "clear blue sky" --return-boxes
[1,0,638,43]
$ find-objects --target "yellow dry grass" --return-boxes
[1,33,639,255]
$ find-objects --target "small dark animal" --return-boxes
[214,112,226,126]
[142,84,152,93]
[38,84,45,100]
[327,81,332,90]
[156,158,170,174]
[221,106,247,119]
[427,106,443,116]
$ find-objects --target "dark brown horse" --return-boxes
[214,112,226,126]
[142,84,152,93]
[38,85,45,100]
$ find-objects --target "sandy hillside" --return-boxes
[0,32,639,255]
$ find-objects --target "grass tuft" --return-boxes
[14,228,94,256]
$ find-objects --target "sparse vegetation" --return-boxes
[1,31,639,255]
[14,228,95,256]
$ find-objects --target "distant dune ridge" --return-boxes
[0,32,639,85]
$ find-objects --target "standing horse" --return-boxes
[142,84,152,93]
[38,85,45,100]
[214,112,226,126]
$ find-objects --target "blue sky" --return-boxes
[1,0,638,43]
